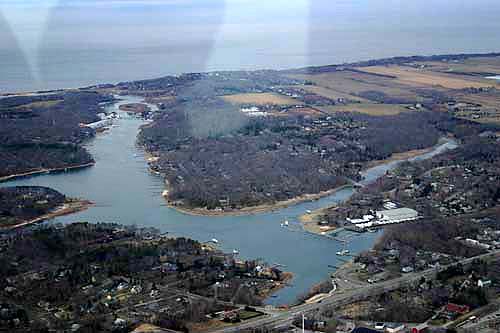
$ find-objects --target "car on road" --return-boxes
[374,322,385,330]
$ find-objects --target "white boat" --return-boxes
[283,220,289,227]
[306,210,312,214]
[232,249,239,255]
[211,238,219,244]
[336,249,350,256]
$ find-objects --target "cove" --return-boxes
[3,96,458,305]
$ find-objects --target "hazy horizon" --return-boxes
[1,0,500,92]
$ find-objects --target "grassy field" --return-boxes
[290,71,389,94]
[449,90,500,124]
[297,85,369,102]
[221,92,300,105]
[217,57,500,124]
[272,106,324,117]
[318,103,413,116]
[358,65,496,89]
[417,56,500,76]
[288,71,424,103]
[238,310,264,321]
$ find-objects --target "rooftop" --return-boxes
[376,207,418,218]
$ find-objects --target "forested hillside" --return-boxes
[0,91,113,179]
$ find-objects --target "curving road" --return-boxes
[207,250,500,332]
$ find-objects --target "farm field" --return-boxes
[297,85,369,102]
[448,91,500,124]
[418,56,500,76]
[270,106,324,117]
[318,103,413,116]
[288,71,426,104]
[358,65,497,89]
[221,92,300,105]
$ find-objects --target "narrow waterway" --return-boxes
[3,96,458,305]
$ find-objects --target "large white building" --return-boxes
[349,207,419,230]
[375,208,419,224]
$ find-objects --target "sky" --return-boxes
[1,0,500,92]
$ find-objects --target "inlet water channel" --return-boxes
[3,96,458,305]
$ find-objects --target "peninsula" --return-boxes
[0,186,93,229]
[120,53,500,215]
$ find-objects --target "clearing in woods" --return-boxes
[318,103,413,116]
[221,92,301,105]
[298,85,369,102]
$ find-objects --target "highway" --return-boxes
[207,250,500,333]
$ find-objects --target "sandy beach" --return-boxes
[164,184,353,217]
[299,206,338,234]
[157,137,454,218]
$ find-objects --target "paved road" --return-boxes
[207,250,500,333]
[458,301,500,332]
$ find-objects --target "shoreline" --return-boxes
[261,271,294,303]
[160,143,443,218]
[2,51,500,95]
[163,184,353,217]
[139,143,355,218]
[0,162,95,183]
[297,138,453,235]
[364,146,435,169]
[299,206,337,234]
[119,103,151,114]
[200,235,295,304]
[1,199,94,230]
[156,137,455,218]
